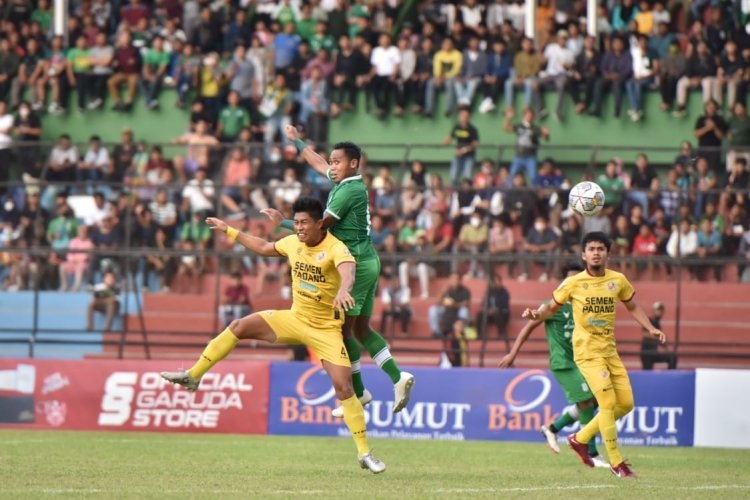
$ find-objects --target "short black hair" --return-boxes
[292,197,324,221]
[562,262,585,276]
[582,231,612,252]
[332,141,362,165]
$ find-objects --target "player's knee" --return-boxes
[577,398,597,409]
[332,378,354,400]
[228,319,245,338]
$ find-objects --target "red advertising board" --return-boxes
[0,359,269,434]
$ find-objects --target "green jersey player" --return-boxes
[262,125,414,415]
[499,263,607,467]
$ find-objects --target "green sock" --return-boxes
[344,337,365,398]
[579,406,599,456]
[551,408,577,433]
[362,330,401,384]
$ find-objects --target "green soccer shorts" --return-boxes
[551,367,595,404]
[347,257,380,317]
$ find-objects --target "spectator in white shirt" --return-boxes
[181,167,215,214]
[566,22,584,57]
[379,275,413,337]
[82,191,114,227]
[626,34,657,121]
[0,101,13,195]
[533,30,574,120]
[149,188,178,239]
[667,219,699,278]
[369,33,401,118]
[78,135,112,188]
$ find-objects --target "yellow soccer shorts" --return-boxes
[576,354,633,403]
[259,310,350,367]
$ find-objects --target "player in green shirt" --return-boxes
[499,263,608,467]
[262,125,415,415]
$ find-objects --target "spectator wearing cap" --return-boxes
[533,30,574,121]
[640,302,676,369]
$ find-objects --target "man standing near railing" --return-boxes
[262,125,415,418]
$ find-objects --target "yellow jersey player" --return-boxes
[522,231,665,478]
[160,197,385,473]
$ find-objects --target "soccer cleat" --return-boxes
[591,455,610,468]
[160,370,200,392]
[359,452,386,474]
[540,425,560,454]
[567,434,594,468]
[331,389,373,418]
[610,461,636,478]
[392,372,415,413]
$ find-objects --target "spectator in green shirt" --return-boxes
[67,36,92,112]
[295,3,317,41]
[597,160,626,215]
[140,35,170,110]
[726,102,750,171]
[216,90,250,142]
[180,211,212,248]
[310,21,337,53]
[31,0,52,32]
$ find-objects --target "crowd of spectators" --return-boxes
[1,0,750,299]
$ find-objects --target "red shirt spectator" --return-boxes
[632,225,658,256]
[121,0,150,29]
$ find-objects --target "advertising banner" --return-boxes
[0,359,269,434]
[268,363,695,446]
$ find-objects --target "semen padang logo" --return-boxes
[504,369,552,412]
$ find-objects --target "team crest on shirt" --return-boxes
[582,283,589,290]
[316,252,327,262]
[296,247,302,255]
[607,281,616,291]
[600,370,609,378]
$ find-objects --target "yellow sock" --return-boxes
[597,408,623,466]
[576,413,601,444]
[188,328,239,380]
[341,394,369,457]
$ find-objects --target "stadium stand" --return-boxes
[1,0,749,369]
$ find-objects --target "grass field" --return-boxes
[1,430,749,499]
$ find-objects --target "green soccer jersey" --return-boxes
[544,301,576,370]
[325,172,378,261]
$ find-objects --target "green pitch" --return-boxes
[1,430,749,498]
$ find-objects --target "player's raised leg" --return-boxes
[160,314,276,390]
[321,359,385,474]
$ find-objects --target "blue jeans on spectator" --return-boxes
[509,156,538,184]
[263,114,293,157]
[450,155,475,186]
[504,75,534,110]
[176,72,192,105]
[625,190,650,214]
[626,77,653,112]
[454,77,480,106]
[425,77,456,115]
[140,76,164,107]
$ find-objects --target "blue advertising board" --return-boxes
[268,363,695,446]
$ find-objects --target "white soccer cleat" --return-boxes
[592,455,610,468]
[393,372,415,413]
[359,452,386,474]
[160,370,200,392]
[540,425,560,454]
[331,389,373,418]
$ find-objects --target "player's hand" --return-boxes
[498,354,515,368]
[260,208,283,227]
[649,328,666,344]
[333,291,355,311]
[284,124,299,142]
[521,308,539,320]
[205,217,228,233]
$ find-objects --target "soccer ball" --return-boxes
[568,181,605,216]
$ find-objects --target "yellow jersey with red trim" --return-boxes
[552,269,635,361]
[273,232,355,329]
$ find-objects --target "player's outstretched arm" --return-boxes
[624,299,666,344]
[521,301,561,322]
[499,318,543,368]
[206,217,281,257]
[285,124,329,177]
[333,261,356,311]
